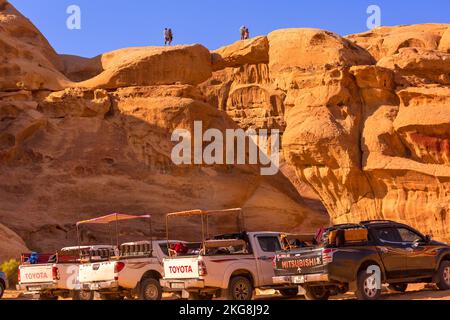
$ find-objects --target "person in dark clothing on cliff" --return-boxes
[164,28,173,46]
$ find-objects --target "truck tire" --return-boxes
[355,270,382,300]
[72,290,94,301]
[279,288,299,297]
[388,283,408,293]
[436,261,450,291]
[0,281,4,299]
[304,286,330,300]
[139,278,162,300]
[226,276,253,300]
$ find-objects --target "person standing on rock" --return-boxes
[164,28,171,46]
[244,27,250,40]
[240,26,247,40]
[168,28,173,45]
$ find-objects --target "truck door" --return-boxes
[396,227,436,278]
[372,227,408,280]
[254,234,282,286]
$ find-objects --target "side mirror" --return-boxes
[425,235,433,243]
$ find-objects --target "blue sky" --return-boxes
[9,0,450,58]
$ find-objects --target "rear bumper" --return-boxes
[81,280,119,291]
[272,273,330,285]
[160,279,205,291]
[17,282,57,292]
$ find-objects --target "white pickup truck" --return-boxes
[17,245,116,300]
[78,240,181,300]
[161,231,300,300]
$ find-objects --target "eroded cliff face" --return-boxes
[200,26,450,243]
[1,1,450,260]
[0,2,327,259]
[278,27,450,242]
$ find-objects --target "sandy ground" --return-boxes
[2,284,450,300]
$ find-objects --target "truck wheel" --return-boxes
[304,286,330,300]
[355,270,382,300]
[72,290,94,301]
[279,288,299,297]
[388,283,408,293]
[139,278,162,300]
[227,276,253,300]
[0,281,4,299]
[436,261,450,291]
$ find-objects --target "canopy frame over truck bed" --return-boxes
[165,208,244,257]
[76,213,152,257]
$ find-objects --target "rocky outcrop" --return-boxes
[0,223,29,263]
[59,54,103,82]
[76,45,212,89]
[280,27,450,242]
[0,1,71,90]
[0,2,329,253]
[212,36,269,71]
[200,26,450,243]
[38,88,111,118]
[346,24,448,61]
[0,84,327,251]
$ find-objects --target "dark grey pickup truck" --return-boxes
[273,220,450,300]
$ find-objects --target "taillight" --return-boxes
[198,260,207,276]
[52,266,59,280]
[18,268,21,283]
[322,249,336,265]
[114,262,125,273]
[272,256,277,268]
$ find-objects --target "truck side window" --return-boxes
[257,236,281,253]
[376,227,401,243]
[397,228,423,243]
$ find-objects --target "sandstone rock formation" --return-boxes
[1,0,450,257]
[211,36,269,71]
[76,45,212,89]
[0,0,71,90]
[0,223,28,263]
[0,2,327,255]
[346,24,448,61]
[281,27,450,242]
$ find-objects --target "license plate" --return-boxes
[90,283,100,290]
[28,286,42,291]
[293,276,305,284]
[171,283,185,289]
